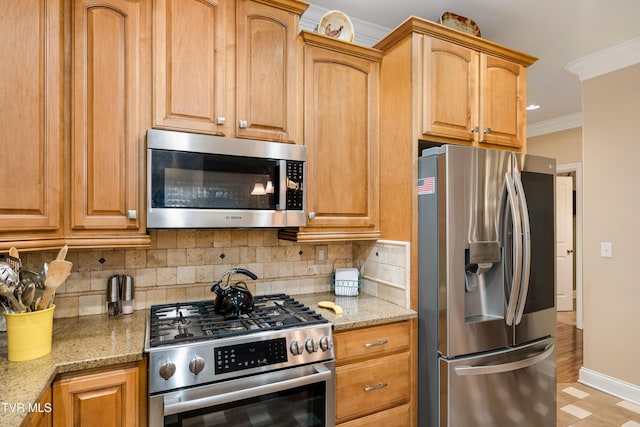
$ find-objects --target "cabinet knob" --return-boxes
[127,210,137,220]
[470,126,479,133]
[308,212,315,220]
[239,120,248,129]
[484,128,492,135]
[217,116,225,125]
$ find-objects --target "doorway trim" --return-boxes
[557,162,583,329]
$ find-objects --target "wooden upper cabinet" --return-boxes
[375,18,536,152]
[235,0,305,143]
[280,32,381,242]
[422,36,527,148]
[0,0,63,239]
[70,0,149,237]
[153,0,227,135]
[479,54,527,148]
[153,0,307,142]
[422,38,478,142]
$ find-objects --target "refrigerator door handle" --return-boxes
[454,343,555,376]
[504,172,523,326]
[514,172,532,325]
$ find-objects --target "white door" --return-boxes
[556,176,574,311]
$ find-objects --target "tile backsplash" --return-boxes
[18,230,410,318]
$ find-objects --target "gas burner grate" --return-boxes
[148,294,328,347]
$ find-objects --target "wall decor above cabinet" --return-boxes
[153,0,309,144]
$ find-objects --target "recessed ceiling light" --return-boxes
[526,104,541,111]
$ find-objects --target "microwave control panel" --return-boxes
[286,161,304,210]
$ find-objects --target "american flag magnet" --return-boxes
[417,177,436,195]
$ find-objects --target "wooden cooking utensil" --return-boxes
[37,259,72,310]
[56,245,68,261]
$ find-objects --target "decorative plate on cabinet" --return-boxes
[440,11,481,37]
[318,10,355,42]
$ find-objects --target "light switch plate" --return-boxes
[600,242,613,258]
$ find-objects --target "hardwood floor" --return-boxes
[557,310,583,382]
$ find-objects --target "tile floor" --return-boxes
[558,382,640,426]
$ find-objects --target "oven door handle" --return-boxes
[163,363,333,416]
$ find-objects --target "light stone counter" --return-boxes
[293,292,417,330]
[0,310,146,427]
[0,293,414,426]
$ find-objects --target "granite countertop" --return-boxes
[0,293,415,427]
[293,292,417,330]
[0,310,147,427]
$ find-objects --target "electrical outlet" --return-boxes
[600,242,613,258]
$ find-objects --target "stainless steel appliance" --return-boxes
[418,145,557,426]
[146,294,335,427]
[147,129,306,228]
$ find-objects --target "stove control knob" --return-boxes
[189,356,206,375]
[305,338,317,353]
[159,361,176,381]
[290,340,303,356]
[319,336,331,352]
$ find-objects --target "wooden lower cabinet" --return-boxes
[24,387,53,427]
[52,363,142,427]
[334,321,414,425]
[338,403,411,427]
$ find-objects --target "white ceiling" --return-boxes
[305,0,640,127]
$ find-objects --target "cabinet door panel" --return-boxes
[0,0,62,232]
[304,45,379,229]
[480,54,526,148]
[423,37,478,142]
[336,351,411,422]
[153,0,226,134]
[236,1,300,142]
[71,0,142,230]
[53,366,138,427]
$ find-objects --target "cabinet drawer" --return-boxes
[337,403,411,427]
[336,351,411,422]
[334,321,410,362]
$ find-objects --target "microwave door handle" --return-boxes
[504,172,523,327]
[514,172,531,325]
[278,160,287,211]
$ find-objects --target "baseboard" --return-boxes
[579,367,640,405]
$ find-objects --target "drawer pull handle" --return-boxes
[364,383,388,392]
[364,340,388,348]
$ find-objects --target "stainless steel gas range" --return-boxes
[145,294,335,427]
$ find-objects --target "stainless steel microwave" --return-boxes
[146,129,306,228]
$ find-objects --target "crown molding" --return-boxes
[527,112,583,138]
[565,36,640,81]
[300,5,390,47]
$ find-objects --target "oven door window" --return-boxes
[164,383,326,427]
[151,149,279,210]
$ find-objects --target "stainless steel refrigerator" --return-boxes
[418,145,557,426]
